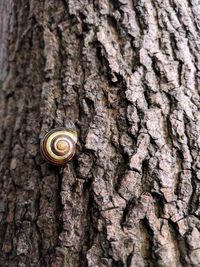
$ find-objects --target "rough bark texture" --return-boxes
[0,0,200,266]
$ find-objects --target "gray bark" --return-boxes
[0,0,200,266]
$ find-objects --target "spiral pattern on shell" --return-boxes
[40,128,77,165]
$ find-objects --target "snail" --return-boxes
[40,127,77,165]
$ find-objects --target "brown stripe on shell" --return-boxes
[40,128,77,166]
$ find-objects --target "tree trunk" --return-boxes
[0,0,200,266]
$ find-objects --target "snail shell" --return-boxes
[40,128,77,165]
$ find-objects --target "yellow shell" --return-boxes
[40,128,77,165]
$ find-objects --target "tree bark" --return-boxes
[0,0,200,266]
